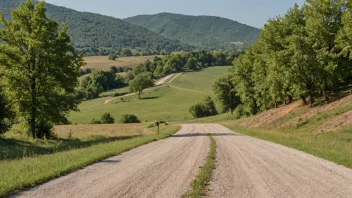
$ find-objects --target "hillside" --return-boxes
[124,13,261,50]
[0,0,194,54]
[69,66,231,124]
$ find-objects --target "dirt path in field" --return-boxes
[102,73,181,105]
[15,124,352,198]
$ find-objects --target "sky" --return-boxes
[43,0,306,28]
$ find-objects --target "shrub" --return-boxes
[101,113,115,124]
[34,121,56,139]
[90,119,102,124]
[233,104,245,119]
[190,97,218,118]
[119,114,141,124]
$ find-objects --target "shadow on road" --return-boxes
[101,159,121,163]
[170,133,241,138]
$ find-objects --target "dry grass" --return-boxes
[54,124,153,139]
[282,94,352,127]
[314,110,352,134]
[82,56,156,71]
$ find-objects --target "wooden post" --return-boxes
[156,121,160,135]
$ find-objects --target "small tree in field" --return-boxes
[108,54,117,60]
[119,114,141,124]
[129,72,154,99]
[0,0,84,138]
[101,113,115,124]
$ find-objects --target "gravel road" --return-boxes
[14,124,352,198]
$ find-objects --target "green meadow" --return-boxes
[69,66,232,124]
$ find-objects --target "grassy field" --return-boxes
[83,56,156,71]
[0,124,179,196]
[69,66,232,124]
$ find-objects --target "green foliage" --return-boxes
[185,57,198,70]
[78,70,125,100]
[121,48,134,57]
[34,121,55,140]
[190,97,218,118]
[119,114,141,124]
[108,54,117,60]
[90,118,102,124]
[0,0,194,55]
[213,75,241,114]
[0,0,83,138]
[130,51,240,79]
[101,113,115,124]
[124,13,260,50]
[0,87,15,135]
[233,104,245,119]
[129,72,154,99]
[220,1,352,117]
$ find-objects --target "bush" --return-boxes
[119,114,141,124]
[90,119,102,124]
[233,104,245,119]
[190,97,218,118]
[101,113,115,124]
[34,121,56,139]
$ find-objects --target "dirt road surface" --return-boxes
[206,124,352,198]
[15,124,352,198]
[14,125,210,198]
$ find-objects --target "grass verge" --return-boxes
[0,125,180,197]
[185,134,217,198]
[220,122,352,169]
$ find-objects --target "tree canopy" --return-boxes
[0,0,83,138]
[218,0,352,116]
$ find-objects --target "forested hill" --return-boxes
[0,0,194,54]
[124,13,261,50]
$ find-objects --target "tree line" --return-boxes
[214,0,352,117]
[79,50,242,101]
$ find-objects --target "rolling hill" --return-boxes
[0,0,194,54]
[124,13,261,50]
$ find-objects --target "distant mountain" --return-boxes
[124,13,261,50]
[0,1,194,54]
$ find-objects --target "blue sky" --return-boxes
[44,0,306,28]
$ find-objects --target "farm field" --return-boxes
[69,66,231,124]
[82,56,156,71]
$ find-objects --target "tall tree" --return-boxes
[0,0,83,138]
[129,72,154,99]
[213,75,241,114]
[304,0,346,103]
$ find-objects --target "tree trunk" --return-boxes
[30,77,37,138]
[138,90,141,99]
[286,95,293,104]
[322,88,329,103]
[300,96,308,106]
[309,93,314,107]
